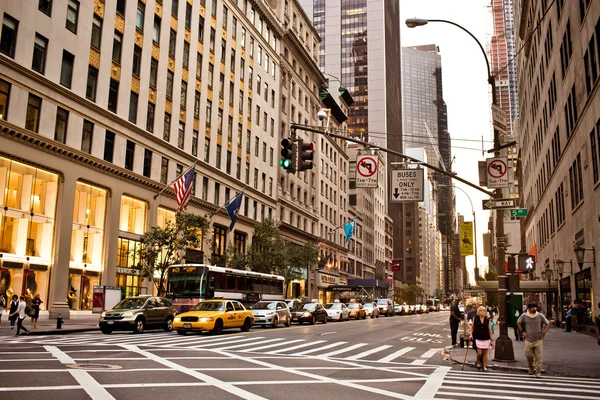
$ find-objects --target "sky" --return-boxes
[399,0,495,284]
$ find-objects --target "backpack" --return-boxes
[25,304,31,315]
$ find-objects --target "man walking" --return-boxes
[9,296,30,337]
[449,297,462,347]
[517,302,549,378]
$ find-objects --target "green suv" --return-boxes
[99,296,177,334]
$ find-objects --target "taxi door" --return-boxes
[224,301,237,328]
[233,301,247,326]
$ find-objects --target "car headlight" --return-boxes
[121,312,134,317]
[335,311,339,314]
[200,317,214,323]
[174,317,181,322]
[266,311,275,316]
[301,312,311,317]
[101,312,106,318]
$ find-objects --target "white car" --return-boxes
[363,302,380,318]
[324,302,349,321]
[251,301,291,328]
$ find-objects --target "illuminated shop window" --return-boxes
[157,207,175,228]
[0,156,58,259]
[70,182,106,267]
[119,195,147,234]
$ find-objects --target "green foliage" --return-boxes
[283,241,318,282]
[137,212,208,296]
[395,283,425,304]
[224,243,248,271]
[483,269,498,281]
[246,219,288,274]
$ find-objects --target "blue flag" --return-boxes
[344,220,355,243]
[226,191,244,230]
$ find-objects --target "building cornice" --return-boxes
[281,28,325,84]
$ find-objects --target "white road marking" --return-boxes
[411,359,426,365]
[240,339,305,352]
[443,378,600,394]
[217,338,284,351]
[267,340,327,354]
[0,385,82,392]
[345,345,393,360]
[191,336,263,348]
[319,343,367,357]
[377,347,416,363]
[420,348,440,358]
[413,365,451,399]
[295,342,348,355]
[122,345,267,400]
[320,331,336,336]
[44,345,115,400]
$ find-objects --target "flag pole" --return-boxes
[153,160,198,200]
[207,185,247,222]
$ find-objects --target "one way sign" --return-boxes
[482,198,516,210]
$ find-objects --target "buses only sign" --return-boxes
[391,169,424,202]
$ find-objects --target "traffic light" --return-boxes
[280,138,296,173]
[297,139,314,171]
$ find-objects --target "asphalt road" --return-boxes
[1,311,599,399]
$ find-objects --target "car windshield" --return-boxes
[347,303,359,309]
[294,303,315,311]
[194,302,225,311]
[252,302,276,310]
[364,304,373,309]
[113,298,147,309]
[376,299,388,305]
[324,303,341,310]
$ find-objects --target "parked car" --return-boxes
[290,302,328,325]
[173,299,254,335]
[363,302,380,318]
[251,301,291,328]
[99,295,177,334]
[421,304,429,314]
[324,302,350,321]
[285,298,303,310]
[375,298,395,316]
[347,302,367,319]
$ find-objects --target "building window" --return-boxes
[38,0,53,16]
[54,107,69,144]
[169,29,176,57]
[209,27,215,52]
[565,84,578,138]
[166,70,174,98]
[149,58,158,88]
[108,79,119,112]
[234,231,246,253]
[194,90,200,118]
[180,80,187,107]
[129,92,138,123]
[125,140,135,171]
[25,94,42,133]
[212,224,227,258]
[32,33,48,74]
[112,31,123,63]
[160,157,169,184]
[146,102,155,132]
[178,122,185,149]
[591,124,599,184]
[163,113,171,141]
[185,2,192,29]
[214,182,220,204]
[560,22,573,79]
[569,153,584,210]
[104,130,115,162]
[71,182,106,266]
[192,130,198,156]
[198,16,205,42]
[136,1,145,31]
[183,41,190,68]
[66,0,79,34]
[196,53,202,79]
[116,0,125,15]
[91,15,102,49]
[153,16,161,43]
[119,196,147,234]
[206,100,212,125]
[143,149,152,178]
[0,14,18,58]
[86,66,98,101]
[60,50,75,88]
[204,137,210,162]
[81,120,93,154]
[132,45,142,76]
[226,150,231,174]
[216,144,222,169]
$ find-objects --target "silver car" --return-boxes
[363,302,380,318]
[324,302,350,321]
[251,301,291,328]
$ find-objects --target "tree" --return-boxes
[224,242,248,271]
[395,283,425,304]
[283,241,318,293]
[246,219,287,274]
[137,212,208,296]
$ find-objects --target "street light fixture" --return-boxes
[407,16,513,362]
[573,245,595,271]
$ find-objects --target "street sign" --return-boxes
[491,104,507,135]
[356,155,378,188]
[508,208,528,217]
[390,168,424,202]
[459,221,474,256]
[486,157,509,188]
[482,198,516,210]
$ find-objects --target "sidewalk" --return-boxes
[0,310,99,336]
[447,326,600,378]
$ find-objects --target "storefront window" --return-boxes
[117,237,142,269]
[575,268,593,325]
[119,195,147,234]
[157,207,176,228]
[212,225,227,256]
[0,156,58,259]
[70,182,106,268]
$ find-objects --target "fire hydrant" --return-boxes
[56,312,63,329]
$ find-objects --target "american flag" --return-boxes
[174,165,195,210]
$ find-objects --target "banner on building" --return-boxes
[460,221,474,256]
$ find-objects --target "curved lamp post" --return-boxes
[406,17,513,362]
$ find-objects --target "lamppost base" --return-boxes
[492,334,516,362]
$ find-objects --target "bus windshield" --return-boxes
[166,266,207,297]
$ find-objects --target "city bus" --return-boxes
[165,264,285,312]
[427,298,441,312]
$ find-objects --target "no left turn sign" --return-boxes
[356,155,378,188]
[486,157,509,188]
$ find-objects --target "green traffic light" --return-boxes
[280,159,292,169]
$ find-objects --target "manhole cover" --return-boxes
[66,363,122,370]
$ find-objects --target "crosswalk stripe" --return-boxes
[191,336,264,349]
[240,339,305,352]
[218,338,284,351]
[411,359,426,365]
[376,347,416,363]
[267,340,327,354]
[447,373,600,389]
[162,334,248,347]
[439,384,600,399]
[443,378,600,394]
[345,345,393,360]
[447,370,600,384]
[295,342,348,356]
[318,343,367,357]
[419,348,440,358]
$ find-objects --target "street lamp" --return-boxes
[554,257,572,324]
[407,17,514,362]
[573,245,595,271]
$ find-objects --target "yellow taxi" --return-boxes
[173,299,254,335]
[347,302,367,319]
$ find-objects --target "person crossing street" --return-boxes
[517,302,549,378]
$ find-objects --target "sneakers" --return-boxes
[476,362,482,370]
[535,372,542,378]
[483,368,488,372]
